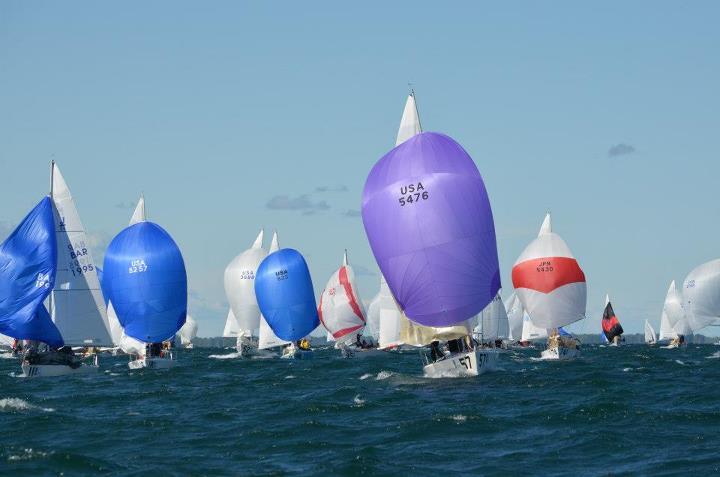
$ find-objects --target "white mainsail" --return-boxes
[178,315,198,345]
[365,296,380,342]
[222,309,241,337]
[644,319,657,344]
[375,275,404,349]
[474,292,509,342]
[396,91,422,145]
[129,195,146,225]
[682,259,720,333]
[223,229,266,339]
[520,311,548,341]
[505,292,524,342]
[257,231,290,350]
[50,163,113,346]
[318,251,367,344]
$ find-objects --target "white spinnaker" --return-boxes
[224,229,266,337]
[521,312,548,341]
[505,292,524,341]
[665,280,691,336]
[222,309,241,337]
[326,331,335,342]
[682,259,720,333]
[512,213,587,330]
[50,163,113,346]
[129,195,146,225]
[474,292,509,341]
[108,301,145,354]
[658,309,676,341]
[396,92,422,145]
[257,231,290,350]
[644,319,657,344]
[319,252,366,344]
[178,315,198,345]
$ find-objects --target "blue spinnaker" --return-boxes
[0,197,63,348]
[255,248,319,341]
[103,222,187,343]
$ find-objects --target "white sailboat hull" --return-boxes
[423,349,499,378]
[128,355,175,369]
[541,346,580,360]
[339,346,385,359]
[281,347,313,360]
[21,362,99,377]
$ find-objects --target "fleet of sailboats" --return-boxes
[3,91,720,380]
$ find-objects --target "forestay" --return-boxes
[512,213,586,329]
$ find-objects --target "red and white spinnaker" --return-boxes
[318,251,367,344]
[511,214,586,329]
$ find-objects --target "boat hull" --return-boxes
[281,348,313,360]
[541,346,580,360]
[423,349,499,378]
[128,356,175,369]
[21,363,99,377]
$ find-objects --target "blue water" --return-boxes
[1,345,719,475]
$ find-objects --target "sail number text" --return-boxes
[398,182,429,206]
[129,259,148,274]
[275,270,288,281]
[535,260,554,272]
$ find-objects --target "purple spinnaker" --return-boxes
[362,132,500,327]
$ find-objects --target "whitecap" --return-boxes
[375,371,393,380]
[208,352,243,360]
[707,351,720,359]
[452,414,467,422]
[622,367,632,372]
[284,375,295,379]
[675,359,685,365]
[353,395,365,406]
[7,448,51,461]
[0,352,16,359]
[359,373,373,380]
[0,398,54,413]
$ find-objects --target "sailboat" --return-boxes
[318,250,375,357]
[681,259,720,344]
[644,319,657,345]
[362,116,501,378]
[512,213,586,360]
[222,308,241,344]
[255,248,319,359]
[505,292,525,345]
[602,294,624,346]
[659,280,689,347]
[0,162,113,376]
[177,315,198,349]
[103,195,187,369]
[473,292,509,349]
[256,232,290,354]
[224,229,267,356]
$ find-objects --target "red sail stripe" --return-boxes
[512,256,585,294]
[333,324,365,340]
[339,266,366,323]
[602,315,620,332]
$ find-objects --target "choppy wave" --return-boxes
[0,398,54,413]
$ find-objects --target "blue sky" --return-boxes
[2,1,719,336]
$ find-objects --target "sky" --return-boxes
[1,1,719,337]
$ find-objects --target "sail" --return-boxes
[50,163,113,346]
[505,292,524,341]
[129,195,146,225]
[178,315,198,345]
[222,309,241,337]
[106,300,125,346]
[663,280,691,336]
[318,252,367,343]
[365,295,380,342]
[396,92,422,145]
[103,222,187,343]
[520,312,547,341]
[0,197,63,347]
[511,213,586,329]
[257,232,289,349]
[601,296,624,342]
[223,229,266,336]
[682,259,720,333]
[255,248,319,341]
[474,292,509,341]
[362,132,500,327]
[644,319,657,344]
[326,330,335,342]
